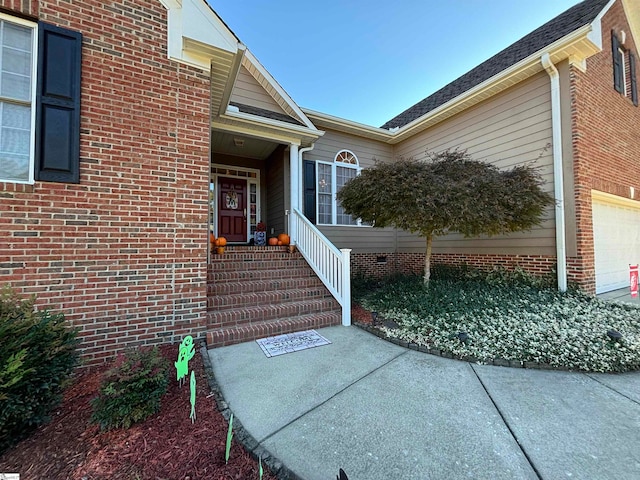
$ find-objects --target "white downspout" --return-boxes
[541,53,567,292]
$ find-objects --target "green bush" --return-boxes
[91,346,170,431]
[0,286,79,453]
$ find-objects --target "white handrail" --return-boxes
[292,208,351,326]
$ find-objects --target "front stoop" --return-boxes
[206,246,342,347]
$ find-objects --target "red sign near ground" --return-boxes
[631,265,639,298]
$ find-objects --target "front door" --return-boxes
[218,177,247,242]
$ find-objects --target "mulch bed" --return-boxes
[0,344,276,480]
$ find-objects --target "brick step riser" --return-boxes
[209,260,311,272]
[209,270,317,283]
[206,312,342,348]
[210,250,301,260]
[206,299,340,329]
[207,288,333,310]
[208,277,325,295]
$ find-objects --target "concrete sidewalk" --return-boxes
[207,326,640,480]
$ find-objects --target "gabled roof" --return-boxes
[381,0,611,130]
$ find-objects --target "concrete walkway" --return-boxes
[207,326,640,480]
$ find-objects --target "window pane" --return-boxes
[318,193,332,224]
[1,23,32,102]
[0,151,29,181]
[0,101,30,181]
[4,23,32,50]
[336,166,358,225]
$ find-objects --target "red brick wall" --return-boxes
[0,0,210,365]
[351,252,556,280]
[569,0,640,294]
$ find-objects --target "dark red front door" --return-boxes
[218,177,247,242]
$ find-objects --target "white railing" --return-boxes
[292,208,351,326]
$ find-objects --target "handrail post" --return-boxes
[340,248,351,326]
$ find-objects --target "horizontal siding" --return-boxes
[305,129,395,252]
[305,129,394,167]
[394,71,556,256]
[230,66,288,115]
[318,226,397,253]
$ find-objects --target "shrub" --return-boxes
[0,286,79,453]
[91,346,170,431]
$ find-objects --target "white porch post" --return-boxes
[289,143,299,244]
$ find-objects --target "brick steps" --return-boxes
[207,312,340,347]
[206,246,342,348]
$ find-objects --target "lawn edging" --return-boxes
[199,343,304,480]
[354,322,576,372]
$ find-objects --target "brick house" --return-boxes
[0,0,637,363]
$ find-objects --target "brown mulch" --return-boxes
[351,302,374,325]
[0,345,276,480]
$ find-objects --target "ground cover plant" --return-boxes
[0,344,276,479]
[353,268,640,372]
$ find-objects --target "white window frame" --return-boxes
[619,47,628,96]
[316,149,367,227]
[0,13,38,184]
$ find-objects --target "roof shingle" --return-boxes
[380,0,611,130]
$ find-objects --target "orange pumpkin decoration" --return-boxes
[277,240,283,246]
[209,233,215,245]
[277,233,290,245]
[268,237,278,246]
[216,236,227,247]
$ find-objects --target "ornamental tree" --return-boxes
[336,150,555,284]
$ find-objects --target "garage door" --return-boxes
[592,192,640,294]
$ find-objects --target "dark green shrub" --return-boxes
[91,346,169,431]
[0,286,79,453]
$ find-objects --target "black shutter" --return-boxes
[35,22,82,183]
[303,160,316,224]
[630,52,638,106]
[612,31,623,93]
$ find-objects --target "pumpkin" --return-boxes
[209,233,215,244]
[277,233,290,245]
[277,240,283,246]
[268,237,279,246]
[216,236,227,247]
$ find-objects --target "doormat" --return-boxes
[256,330,331,358]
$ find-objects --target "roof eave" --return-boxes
[302,108,395,142]
[389,24,600,144]
[214,110,324,147]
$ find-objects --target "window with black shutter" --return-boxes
[630,52,638,106]
[35,22,82,183]
[612,31,624,94]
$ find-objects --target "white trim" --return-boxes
[315,150,364,227]
[210,164,261,243]
[243,50,317,130]
[0,13,37,185]
[220,109,323,140]
[592,190,640,209]
[619,47,629,95]
[587,0,617,49]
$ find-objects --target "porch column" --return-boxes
[289,143,299,244]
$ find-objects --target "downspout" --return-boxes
[541,53,567,292]
[289,144,315,244]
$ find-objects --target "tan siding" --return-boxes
[394,71,556,256]
[318,226,397,253]
[266,147,286,235]
[305,129,394,167]
[230,66,288,114]
[304,129,395,253]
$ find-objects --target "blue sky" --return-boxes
[207,1,582,127]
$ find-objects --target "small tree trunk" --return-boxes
[424,234,433,285]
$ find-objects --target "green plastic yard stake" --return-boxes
[189,370,196,423]
[259,455,263,480]
[175,335,195,385]
[225,413,234,464]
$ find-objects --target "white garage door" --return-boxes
[592,192,640,294]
